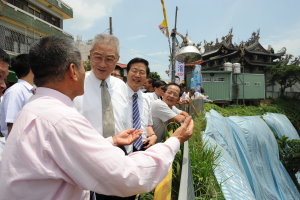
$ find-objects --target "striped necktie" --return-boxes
[132,93,143,150]
[101,80,115,138]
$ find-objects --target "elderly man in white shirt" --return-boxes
[0,54,35,137]
[74,34,136,199]
[125,58,157,153]
[74,34,130,140]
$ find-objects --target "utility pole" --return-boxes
[170,6,178,83]
[109,17,113,35]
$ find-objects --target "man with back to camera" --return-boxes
[151,83,191,142]
[0,36,194,200]
[0,54,35,138]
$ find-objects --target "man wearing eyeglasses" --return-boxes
[151,83,190,143]
[73,34,133,199]
[0,49,9,138]
[125,58,157,153]
[74,34,129,140]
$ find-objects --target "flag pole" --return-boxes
[170,6,178,83]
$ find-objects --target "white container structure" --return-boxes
[233,63,241,73]
[224,62,233,71]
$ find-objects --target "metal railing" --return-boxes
[178,141,195,200]
[177,99,204,200]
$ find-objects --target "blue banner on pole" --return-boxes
[190,65,202,92]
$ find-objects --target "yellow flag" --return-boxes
[154,167,172,200]
[153,128,174,200]
[158,0,169,38]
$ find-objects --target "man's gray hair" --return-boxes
[91,34,120,56]
[29,36,81,86]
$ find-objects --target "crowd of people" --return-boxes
[0,34,194,200]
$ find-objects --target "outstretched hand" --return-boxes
[172,116,194,144]
[113,129,143,146]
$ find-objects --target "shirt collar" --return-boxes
[35,87,74,107]
[126,84,142,98]
[18,79,34,91]
[90,71,112,88]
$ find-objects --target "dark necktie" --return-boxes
[101,80,115,138]
[132,93,143,150]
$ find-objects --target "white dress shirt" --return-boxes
[185,91,201,100]
[0,79,34,137]
[151,99,182,142]
[0,87,180,200]
[126,85,153,153]
[144,92,159,102]
[74,71,130,136]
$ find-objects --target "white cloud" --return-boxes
[63,0,121,31]
[146,51,169,57]
[263,26,300,56]
[127,35,147,40]
[150,64,170,80]
[272,38,300,56]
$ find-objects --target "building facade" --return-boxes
[201,29,286,73]
[0,0,73,55]
[195,29,300,99]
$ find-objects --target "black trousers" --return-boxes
[92,193,136,200]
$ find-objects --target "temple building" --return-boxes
[201,29,286,73]
[187,29,299,99]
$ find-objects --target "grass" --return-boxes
[204,98,300,129]
[189,113,225,200]
[189,98,300,199]
[140,98,300,199]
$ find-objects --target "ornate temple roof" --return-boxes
[201,29,286,59]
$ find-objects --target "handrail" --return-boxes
[177,99,204,200]
[178,141,195,200]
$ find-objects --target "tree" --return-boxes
[268,65,300,97]
[84,60,91,71]
[149,72,161,80]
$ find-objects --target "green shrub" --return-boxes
[189,114,225,200]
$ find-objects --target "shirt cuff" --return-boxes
[106,136,114,145]
[165,137,180,153]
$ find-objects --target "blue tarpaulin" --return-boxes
[263,113,300,140]
[204,110,300,200]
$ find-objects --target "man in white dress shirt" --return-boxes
[145,80,166,102]
[126,58,157,153]
[151,83,190,142]
[74,34,135,199]
[74,34,129,138]
[0,54,35,137]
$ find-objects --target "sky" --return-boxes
[62,0,300,80]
